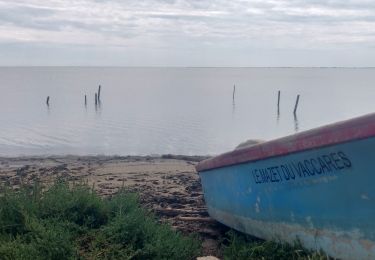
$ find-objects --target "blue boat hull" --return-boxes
[200,137,375,259]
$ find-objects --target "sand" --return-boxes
[0,155,229,257]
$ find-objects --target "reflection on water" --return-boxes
[46,104,51,116]
[95,100,102,114]
[0,67,374,156]
[276,110,280,125]
[294,114,299,132]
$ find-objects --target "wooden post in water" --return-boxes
[232,85,236,101]
[95,93,98,105]
[46,96,50,106]
[293,94,300,114]
[277,90,281,114]
[98,85,101,100]
[85,95,87,106]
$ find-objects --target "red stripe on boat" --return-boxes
[196,113,375,172]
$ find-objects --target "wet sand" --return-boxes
[0,155,228,257]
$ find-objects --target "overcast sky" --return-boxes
[0,0,375,66]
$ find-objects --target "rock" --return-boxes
[197,256,220,260]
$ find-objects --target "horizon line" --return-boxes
[0,66,374,69]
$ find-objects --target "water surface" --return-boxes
[0,67,373,156]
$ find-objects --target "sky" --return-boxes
[0,0,375,66]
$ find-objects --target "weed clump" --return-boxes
[87,191,200,259]
[0,181,200,260]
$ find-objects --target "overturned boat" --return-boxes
[196,113,375,260]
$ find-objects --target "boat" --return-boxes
[196,113,375,260]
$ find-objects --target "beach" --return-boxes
[0,155,228,257]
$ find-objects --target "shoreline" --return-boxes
[0,154,227,257]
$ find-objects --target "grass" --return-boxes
[0,180,329,260]
[0,181,200,260]
[222,230,330,260]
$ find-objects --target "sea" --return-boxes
[0,67,374,156]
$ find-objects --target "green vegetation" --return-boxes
[0,181,200,260]
[0,180,328,260]
[222,230,329,260]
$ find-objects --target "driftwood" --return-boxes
[176,216,216,223]
[155,208,208,217]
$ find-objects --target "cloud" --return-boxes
[0,0,374,65]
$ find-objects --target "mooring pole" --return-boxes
[233,85,236,101]
[293,94,300,114]
[85,95,87,106]
[98,85,101,100]
[46,96,50,106]
[277,90,281,115]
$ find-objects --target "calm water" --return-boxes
[0,67,374,156]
